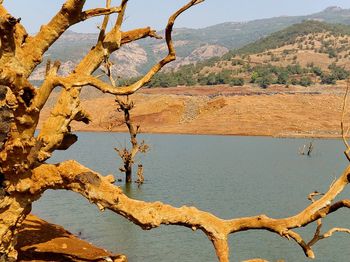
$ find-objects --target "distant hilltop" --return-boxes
[323,6,344,12]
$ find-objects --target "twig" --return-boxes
[341,79,350,161]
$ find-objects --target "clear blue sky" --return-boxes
[3,0,350,33]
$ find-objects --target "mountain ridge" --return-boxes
[29,6,350,82]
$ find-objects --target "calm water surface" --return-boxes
[33,133,350,261]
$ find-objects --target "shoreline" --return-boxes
[69,128,344,140]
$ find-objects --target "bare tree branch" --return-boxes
[62,0,202,94]
[286,230,314,259]
[37,0,203,162]
[97,0,112,43]
[305,215,350,249]
[322,227,350,238]
[114,0,128,30]
[20,0,121,75]
[29,61,62,113]
[121,28,162,45]
[81,6,121,21]
[341,79,350,161]
[9,160,350,262]
[16,160,232,262]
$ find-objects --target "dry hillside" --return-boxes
[200,32,350,81]
[240,33,350,71]
[39,83,350,138]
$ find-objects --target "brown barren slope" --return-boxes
[40,83,350,138]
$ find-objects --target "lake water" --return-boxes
[33,133,350,262]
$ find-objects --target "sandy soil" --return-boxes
[16,214,126,262]
[40,82,350,138]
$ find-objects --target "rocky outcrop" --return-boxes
[111,43,148,78]
[17,214,127,262]
[28,34,229,81]
[172,44,229,68]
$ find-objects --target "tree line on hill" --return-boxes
[119,61,349,89]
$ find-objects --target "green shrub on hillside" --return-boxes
[286,64,303,74]
[256,75,273,88]
[299,76,313,86]
[230,77,245,86]
[327,48,337,58]
[311,66,323,76]
[321,74,337,85]
[329,64,350,80]
[276,71,290,84]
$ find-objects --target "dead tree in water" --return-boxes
[137,164,144,182]
[1,1,350,261]
[114,97,149,183]
[299,141,314,156]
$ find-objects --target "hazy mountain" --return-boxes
[142,6,350,50]
[29,6,350,82]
